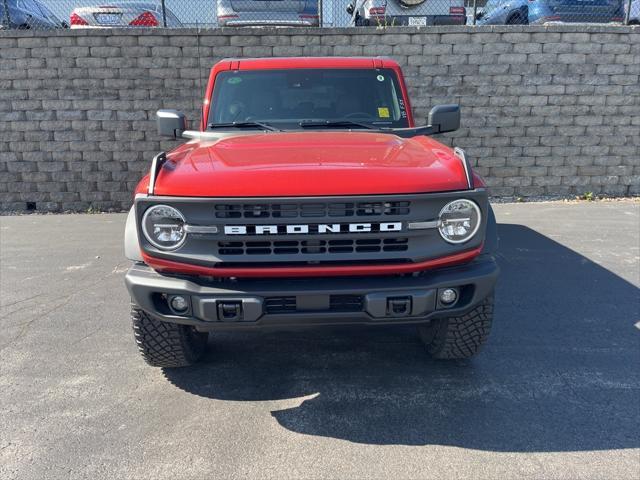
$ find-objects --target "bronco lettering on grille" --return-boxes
[224,222,403,235]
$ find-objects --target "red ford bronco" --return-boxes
[124,57,498,368]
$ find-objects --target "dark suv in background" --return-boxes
[1,0,68,29]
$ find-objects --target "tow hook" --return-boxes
[387,296,412,317]
[217,301,243,322]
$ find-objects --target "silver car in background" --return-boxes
[217,0,319,26]
[347,0,466,26]
[70,1,182,28]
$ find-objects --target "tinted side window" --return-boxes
[35,1,57,19]
[18,0,40,13]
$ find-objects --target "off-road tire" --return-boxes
[419,294,494,359]
[131,304,208,368]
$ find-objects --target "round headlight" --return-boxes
[438,199,482,244]
[142,205,186,250]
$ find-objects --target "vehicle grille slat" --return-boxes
[217,238,408,256]
[264,295,364,314]
[214,201,411,219]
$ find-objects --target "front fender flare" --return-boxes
[124,206,143,262]
[482,204,498,255]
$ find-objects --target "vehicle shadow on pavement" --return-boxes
[163,224,640,452]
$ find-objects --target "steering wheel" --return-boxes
[344,112,373,119]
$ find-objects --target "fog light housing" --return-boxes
[439,288,458,305]
[169,295,189,313]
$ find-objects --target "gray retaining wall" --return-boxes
[0,25,638,211]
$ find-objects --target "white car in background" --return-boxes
[70,1,182,28]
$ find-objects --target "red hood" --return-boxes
[148,132,470,197]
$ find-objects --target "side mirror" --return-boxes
[428,104,460,134]
[157,109,186,139]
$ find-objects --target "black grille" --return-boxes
[330,295,364,312]
[217,259,413,268]
[264,297,297,314]
[218,238,408,256]
[264,295,364,314]
[214,201,410,219]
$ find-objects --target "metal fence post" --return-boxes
[160,0,168,27]
[318,0,323,27]
[624,0,632,24]
[472,0,478,25]
[2,0,10,28]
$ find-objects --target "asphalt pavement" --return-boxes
[1,201,639,480]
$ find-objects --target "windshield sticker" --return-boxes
[377,107,390,118]
[377,75,385,82]
[227,77,242,85]
[398,98,408,119]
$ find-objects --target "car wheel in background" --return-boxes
[506,10,528,24]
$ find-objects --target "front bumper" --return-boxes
[365,14,466,26]
[125,255,498,331]
[218,12,319,27]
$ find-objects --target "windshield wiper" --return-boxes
[208,121,280,132]
[299,119,374,130]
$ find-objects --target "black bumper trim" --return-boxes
[125,257,498,330]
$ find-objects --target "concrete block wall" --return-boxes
[0,25,638,211]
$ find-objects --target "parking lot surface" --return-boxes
[1,201,639,480]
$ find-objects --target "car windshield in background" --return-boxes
[208,68,410,130]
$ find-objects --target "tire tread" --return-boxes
[420,294,494,359]
[131,304,207,368]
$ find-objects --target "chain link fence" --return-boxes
[0,0,637,30]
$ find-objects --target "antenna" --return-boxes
[195,20,205,119]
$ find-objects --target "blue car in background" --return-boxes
[0,0,68,29]
[475,0,625,24]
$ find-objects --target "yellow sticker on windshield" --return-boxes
[378,107,390,118]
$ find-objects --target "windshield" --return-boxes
[208,68,410,130]
[35,1,59,20]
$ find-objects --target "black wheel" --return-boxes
[131,304,208,368]
[418,294,494,359]
[506,12,527,24]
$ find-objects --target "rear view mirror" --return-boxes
[428,104,460,134]
[157,110,186,138]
